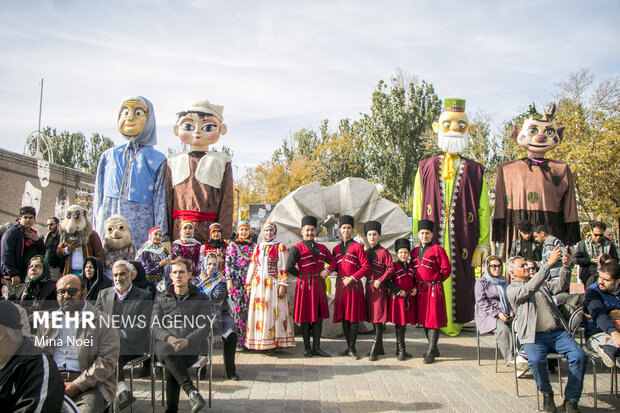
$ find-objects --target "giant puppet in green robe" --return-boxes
[412,98,490,336]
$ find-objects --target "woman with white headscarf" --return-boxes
[244,221,295,351]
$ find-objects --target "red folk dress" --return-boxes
[412,243,451,329]
[365,246,394,323]
[388,261,417,325]
[291,241,336,323]
[333,240,370,323]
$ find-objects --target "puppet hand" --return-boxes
[471,245,488,268]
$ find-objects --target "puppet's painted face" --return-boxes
[62,205,88,235]
[432,111,475,154]
[118,100,148,137]
[516,118,562,157]
[103,215,132,250]
[175,113,221,151]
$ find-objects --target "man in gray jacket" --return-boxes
[507,246,586,413]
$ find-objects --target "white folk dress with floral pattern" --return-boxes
[244,241,295,350]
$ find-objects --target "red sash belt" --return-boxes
[172,210,218,222]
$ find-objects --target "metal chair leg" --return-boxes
[557,359,563,398]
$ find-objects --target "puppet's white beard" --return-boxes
[437,132,470,154]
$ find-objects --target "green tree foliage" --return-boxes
[27,127,114,174]
[358,75,442,212]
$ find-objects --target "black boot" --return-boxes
[396,325,412,361]
[369,323,383,361]
[376,323,385,355]
[301,322,313,357]
[348,321,361,360]
[423,328,439,364]
[223,333,240,380]
[312,320,330,357]
[338,321,351,356]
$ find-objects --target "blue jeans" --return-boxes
[523,328,587,402]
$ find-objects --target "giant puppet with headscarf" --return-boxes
[492,103,580,258]
[93,96,168,246]
[412,98,490,336]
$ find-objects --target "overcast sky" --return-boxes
[1,0,618,175]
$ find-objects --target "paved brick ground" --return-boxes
[124,324,620,412]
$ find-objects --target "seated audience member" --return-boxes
[95,260,152,410]
[583,261,620,368]
[36,274,120,413]
[475,255,517,366]
[533,226,565,282]
[20,255,58,315]
[195,253,239,380]
[575,221,619,287]
[151,257,208,413]
[507,248,586,413]
[130,260,157,299]
[82,257,112,303]
[510,222,542,261]
[0,300,64,412]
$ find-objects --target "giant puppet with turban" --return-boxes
[412,98,490,336]
[492,103,580,258]
[93,96,168,246]
[166,100,234,243]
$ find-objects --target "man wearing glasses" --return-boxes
[1,206,45,299]
[44,217,62,280]
[35,274,120,413]
[575,221,618,287]
[507,248,586,413]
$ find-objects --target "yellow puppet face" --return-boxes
[118,100,148,137]
[174,112,222,151]
[432,111,475,154]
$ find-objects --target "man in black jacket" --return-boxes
[43,217,62,280]
[0,300,64,412]
[1,206,45,299]
[509,222,542,261]
[95,260,152,410]
[151,257,208,413]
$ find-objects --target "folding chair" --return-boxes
[569,307,599,407]
[476,323,499,373]
[116,352,150,413]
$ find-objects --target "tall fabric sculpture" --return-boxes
[493,103,580,258]
[93,96,168,246]
[412,98,490,336]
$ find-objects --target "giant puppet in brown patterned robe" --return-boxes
[492,103,580,259]
[412,98,491,337]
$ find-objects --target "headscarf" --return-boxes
[207,223,225,248]
[129,260,156,298]
[119,95,157,147]
[198,254,226,295]
[82,256,112,301]
[261,221,280,246]
[137,227,166,256]
[178,220,199,244]
[483,255,511,314]
[235,221,252,244]
[24,255,51,296]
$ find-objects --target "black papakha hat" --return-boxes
[417,219,434,232]
[301,216,318,228]
[394,238,411,253]
[0,301,23,330]
[364,221,381,235]
[339,215,354,227]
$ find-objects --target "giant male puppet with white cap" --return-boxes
[93,96,168,246]
[412,98,490,336]
[166,100,234,243]
[493,103,580,258]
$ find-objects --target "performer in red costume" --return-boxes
[285,216,336,357]
[385,238,417,361]
[364,221,394,361]
[333,215,370,360]
[412,219,451,364]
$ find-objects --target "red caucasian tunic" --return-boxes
[388,262,417,326]
[288,241,336,323]
[365,246,394,323]
[412,243,451,329]
[333,240,370,323]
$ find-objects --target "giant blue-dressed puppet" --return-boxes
[93,96,168,246]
